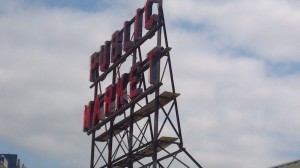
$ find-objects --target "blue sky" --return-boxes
[1,0,300,167]
[27,0,110,11]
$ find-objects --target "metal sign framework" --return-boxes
[84,1,203,167]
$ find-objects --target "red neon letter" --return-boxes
[111,30,123,63]
[123,21,132,52]
[147,47,162,84]
[89,52,99,82]
[134,8,143,41]
[116,73,129,110]
[83,105,89,132]
[145,0,158,30]
[83,101,94,132]
[104,84,116,116]
[92,94,104,125]
[100,41,111,72]
[129,62,142,99]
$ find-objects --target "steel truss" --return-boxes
[87,1,203,167]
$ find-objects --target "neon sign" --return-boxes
[83,0,165,133]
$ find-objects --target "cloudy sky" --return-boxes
[1,0,300,167]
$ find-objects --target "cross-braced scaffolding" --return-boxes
[85,1,203,167]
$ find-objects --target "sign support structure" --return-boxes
[83,0,203,167]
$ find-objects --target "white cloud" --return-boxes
[1,0,300,168]
[162,1,300,167]
[165,0,300,62]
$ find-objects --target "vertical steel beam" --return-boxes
[127,47,137,168]
[153,89,160,168]
[108,120,114,167]
[90,133,95,168]
[153,1,163,167]
[108,68,117,167]
[128,106,134,168]
[90,69,99,168]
